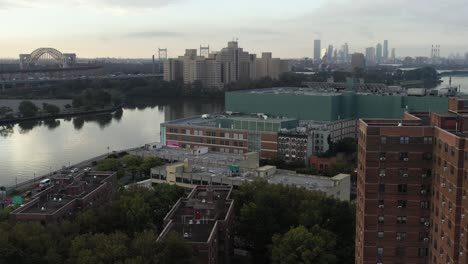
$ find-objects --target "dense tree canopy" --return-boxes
[0,184,188,264]
[234,179,355,264]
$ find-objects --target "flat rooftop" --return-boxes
[150,147,246,164]
[160,186,233,243]
[11,172,115,216]
[166,113,297,127]
[229,87,342,96]
[267,171,346,192]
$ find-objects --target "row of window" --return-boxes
[377,231,429,241]
[375,247,428,257]
[167,136,244,147]
[168,128,245,140]
[380,136,433,145]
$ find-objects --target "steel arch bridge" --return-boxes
[19,48,76,69]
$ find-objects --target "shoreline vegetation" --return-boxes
[0,104,122,125]
[0,67,443,103]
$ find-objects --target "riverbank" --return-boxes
[0,104,122,125]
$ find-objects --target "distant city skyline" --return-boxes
[0,0,467,58]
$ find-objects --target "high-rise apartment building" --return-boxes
[255,52,290,80]
[383,40,389,61]
[376,43,383,64]
[356,97,468,264]
[215,41,256,84]
[351,53,366,69]
[391,48,396,63]
[342,43,350,63]
[327,45,334,62]
[314,39,321,63]
[365,47,376,65]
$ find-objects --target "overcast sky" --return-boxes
[0,0,466,59]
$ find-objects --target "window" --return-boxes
[397,200,407,208]
[219,132,225,138]
[451,146,455,156]
[396,232,406,241]
[397,216,407,224]
[400,136,409,144]
[378,215,384,224]
[206,131,216,137]
[377,248,384,257]
[424,137,433,144]
[419,232,429,241]
[418,248,428,257]
[378,231,384,239]
[398,184,408,193]
[400,152,409,160]
[381,137,387,144]
[444,143,448,152]
[420,201,430,209]
[379,183,385,193]
[396,247,405,256]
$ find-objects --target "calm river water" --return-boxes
[0,98,224,187]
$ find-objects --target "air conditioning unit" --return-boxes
[380,157,386,161]
[396,236,402,241]
[421,190,427,195]
[442,219,445,224]
[425,221,430,227]
[449,188,453,192]
[378,205,384,209]
[462,214,465,219]
[403,157,409,161]
[463,196,466,200]
[397,205,403,209]
[441,183,446,188]
[461,233,465,237]
[442,236,445,240]
[424,237,429,242]
[444,167,448,171]
[460,252,464,256]
[442,202,446,206]
[449,208,453,212]
[421,174,427,178]
[379,173,386,177]
[402,173,409,177]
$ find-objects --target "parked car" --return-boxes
[38,178,51,191]
[70,168,79,173]
[83,167,92,172]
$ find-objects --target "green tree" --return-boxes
[139,156,164,177]
[0,106,13,116]
[271,225,337,264]
[18,101,38,117]
[154,231,193,264]
[42,103,61,115]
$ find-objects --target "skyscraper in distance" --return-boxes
[314,39,321,63]
[327,45,334,62]
[376,43,383,64]
[383,40,389,61]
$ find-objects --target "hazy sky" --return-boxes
[0,0,466,59]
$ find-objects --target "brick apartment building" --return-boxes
[356,98,468,264]
[10,171,117,224]
[157,185,235,264]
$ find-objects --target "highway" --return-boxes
[0,73,163,87]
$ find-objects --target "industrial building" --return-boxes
[161,113,299,159]
[10,171,117,224]
[356,97,468,264]
[157,185,235,264]
[225,86,449,121]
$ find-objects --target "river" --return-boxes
[0,98,224,187]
